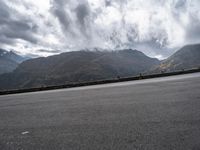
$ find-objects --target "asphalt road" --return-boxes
[0,73,200,150]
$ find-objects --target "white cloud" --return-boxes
[0,0,200,58]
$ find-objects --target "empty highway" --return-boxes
[0,73,200,150]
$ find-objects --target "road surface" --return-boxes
[0,73,200,150]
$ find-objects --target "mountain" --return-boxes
[0,49,27,75]
[153,44,200,72]
[0,49,159,90]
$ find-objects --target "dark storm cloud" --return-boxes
[76,4,90,27]
[105,0,111,7]
[54,9,71,31]
[175,0,187,8]
[185,14,200,42]
[0,0,10,17]
[1,19,38,43]
[75,3,92,37]
[0,0,39,47]
[50,0,71,35]
[50,0,92,38]
[0,35,15,45]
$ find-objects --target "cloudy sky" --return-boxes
[0,0,200,59]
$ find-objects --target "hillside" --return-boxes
[0,49,159,90]
[153,44,200,72]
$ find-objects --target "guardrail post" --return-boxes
[139,73,143,79]
[117,75,120,80]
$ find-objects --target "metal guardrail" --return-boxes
[0,68,200,95]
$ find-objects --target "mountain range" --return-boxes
[0,44,199,90]
[0,49,27,75]
[0,49,159,90]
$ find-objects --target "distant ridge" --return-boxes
[0,49,159,90]
[0,49,27,75]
